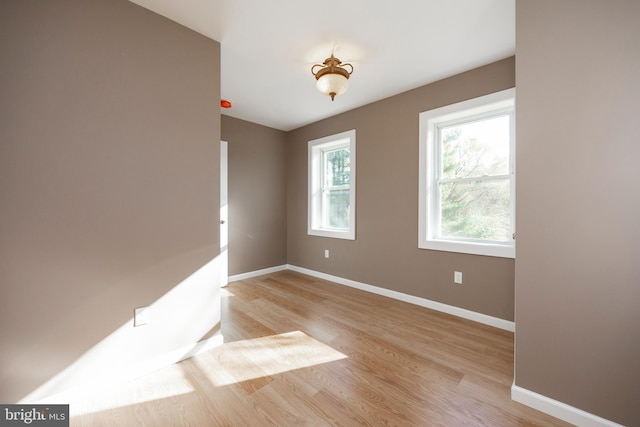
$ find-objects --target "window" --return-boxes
[419,89,515,258]
[308,130,356,240]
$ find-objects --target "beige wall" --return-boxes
[515,1,640,425]
[0,0,221,403]
[286,58,516,321]
[222,116,287,275]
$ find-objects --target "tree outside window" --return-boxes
[419,89,515,258]
[308,130,356,240]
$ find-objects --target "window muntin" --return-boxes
[308,130,356,240]
[419,89,515,258]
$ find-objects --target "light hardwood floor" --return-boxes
[70,270,568,426]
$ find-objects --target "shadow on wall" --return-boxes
[17,251,224,404]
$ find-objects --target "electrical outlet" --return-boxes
[324,249,330,258]
[454,271,463,284]
[134,306,149,327]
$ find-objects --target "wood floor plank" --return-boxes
[70,270,571,426]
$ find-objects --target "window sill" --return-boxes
[419,239,514,258]
[308,228,355,240]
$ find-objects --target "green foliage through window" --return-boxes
[438,115,511,242]
[325,148,350,186]
[323,148,351,229]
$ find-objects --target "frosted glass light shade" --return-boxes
[316,73,349,98]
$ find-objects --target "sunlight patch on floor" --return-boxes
[69,331,346,418]
[194,330,347,387]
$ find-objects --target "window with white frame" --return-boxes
[308,130,356,240]
[419,89,515,258]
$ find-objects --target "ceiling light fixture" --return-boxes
[311,54,354,101]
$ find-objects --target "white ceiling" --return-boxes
[129,0,515,131]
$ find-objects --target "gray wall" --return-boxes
[222,115,287,275]
[286,58,516,321]
[515,1,640,425]
[0,0,221,403]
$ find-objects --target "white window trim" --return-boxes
[308,129,356,240]
[419,88,515,258]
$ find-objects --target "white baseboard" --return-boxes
[228,264,288,283]
[173,333,225,364]
[511,384,624,427]
[267,264,514,332]
[130,333,225,383]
